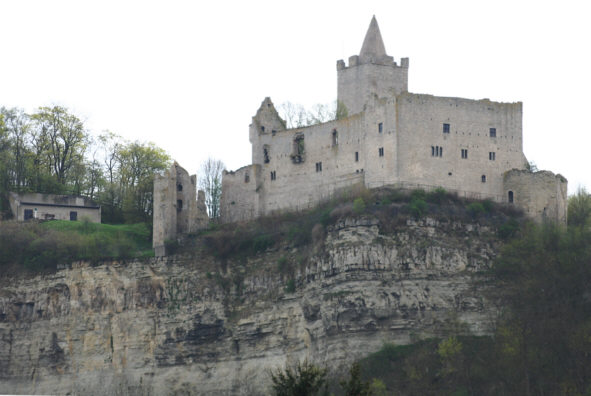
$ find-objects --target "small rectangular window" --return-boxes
[489,128,496,138]
[481,175,487,183]
[489,152,496,161]
[378,147,384,157]
[378,123,383,133]
[270,171,276,181]
[244,172,250,183]
[261,126,265,132]
[355,152,359,162]
[443,123,450,133]
[24,209,33,220]
[272,130,277,136]
[315,162,322,172]
[461,149,468,159]
[70,211,78,221]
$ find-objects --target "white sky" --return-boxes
[1,0,589,194]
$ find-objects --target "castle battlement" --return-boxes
[215,16,567,225]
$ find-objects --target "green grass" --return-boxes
[0,220,153,273]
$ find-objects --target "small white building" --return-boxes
[8,192,101,223]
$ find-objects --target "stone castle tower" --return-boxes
[219,17,567,225]
[153,162,208,256]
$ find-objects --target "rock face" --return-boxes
[0,216,499,395]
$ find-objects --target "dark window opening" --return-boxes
[177,200,182,212]
[244,172,250,183]
[355,152,359,162]
[461,149,468,159]
[272,129,277,136]
[70,211,78,221]
[378,123,383,133]
[448,172,452,176]
[508,191,514,203]
[24,209,33,220]
[316,162,322,172]
[260,126,265,132]
[332,129,338,146]
[177,184,183,191]
[489,128,496,138]
[270,171,276,181]
[443,123,450,133]
[431,145,443,157]
[263,146,270,163]
[481,175,486,183]
[379,147,384,157]
[489,152,496,161]
[291,134,305,164]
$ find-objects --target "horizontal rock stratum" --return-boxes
[0,216,500,395]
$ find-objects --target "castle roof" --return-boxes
[359,16,387,62]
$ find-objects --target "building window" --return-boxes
[508,190,514,203]
[270,171,276,181]
[316,162,322,172]
[263,145,270,163]
[332,129,338,146]
[431,145,443,157]
[177,184,183,191]
[378,122,383,133]
[481,175,486,183]
[272,129,277,136]
[443,123,450,133]
[70,211,78,221]
[355,152,359,162]
[177,200,183,212]
[489,128,496,138]
[24,209,33,220]
[461,149,468,159]
[291,134,305,163]
[378,147,384,157]
[244,172,250,183]
[260,126,265,132]
[489,152,496,161]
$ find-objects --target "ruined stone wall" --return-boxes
[503,169,568,224]
[396,93,526,201]
[220,165,261,224]
[152,172,177,254]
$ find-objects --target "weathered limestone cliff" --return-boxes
[0,216,499,395]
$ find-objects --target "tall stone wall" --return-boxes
[396,93,526,201]
[503,169,568,224]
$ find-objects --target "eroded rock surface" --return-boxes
[0,217,499,395]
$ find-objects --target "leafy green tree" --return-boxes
[567,186,591,228]
[270,360,328,396]
[340,362,373,396]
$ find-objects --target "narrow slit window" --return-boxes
[332,129,338,146]
[378,123,383,133]
[378,147,384,157]
[263,145,270,163]
[316,162,322,172]
[461,149,468,159]
[270,171,276,181]
[244,172,250,183]
[508,190,514,203]
[355,152,359,162]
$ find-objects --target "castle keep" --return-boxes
[221,16,567,224]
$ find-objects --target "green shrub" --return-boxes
[426,187,447,204]
[284,279,296,293]
[467,202,485,217]
[353,197,366,214]
[498,218,520,240]
[409,198,427,219]
[482,199,494,212]
[411,189,426,201]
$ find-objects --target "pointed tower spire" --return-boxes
[359,16,387,62]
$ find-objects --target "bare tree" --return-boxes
[198,158,225,220]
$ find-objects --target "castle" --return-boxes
[220,16,567,224]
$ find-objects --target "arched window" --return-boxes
[508,191,514,203]
[332,129,338,146]
[177,184,183,191]
[481,175,486,183]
